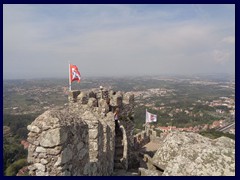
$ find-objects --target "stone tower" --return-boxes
[27,87,136,176]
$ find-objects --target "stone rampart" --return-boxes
[133,124,163,150]
[27,88,135,176]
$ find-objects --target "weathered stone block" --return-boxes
[36,171,49,176]
[33,141,40,146]
[89,141,98,151]
[54,157,61,167]
[27,125,41,133]
[28,164,37,171]
[39,128,67,147]
[36,147,47,153]
[61,146,73,164]
[34,163,46,172]
[89,129,98,139]
[77,142,84,151]
[78,148,88,160]
[38,153,47,159]
[40,159,48,165]
[46,146,62,155]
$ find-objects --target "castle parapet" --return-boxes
[27,88,136,176]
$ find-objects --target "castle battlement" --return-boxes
[27,88,136,176]
[68,88,134,117]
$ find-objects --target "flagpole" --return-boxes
[145,108,149,134]
[69,62,71,91]
[145,108,148,126]
[146,109,147,124]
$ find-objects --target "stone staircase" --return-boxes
[114,121,124,169]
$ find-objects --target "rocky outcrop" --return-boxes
[140,132,235,176]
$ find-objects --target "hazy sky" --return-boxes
[3,4,235,79]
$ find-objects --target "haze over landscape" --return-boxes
[3,4,236,176]
[3,4,235,79]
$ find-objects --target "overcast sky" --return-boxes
[3,4,235,79]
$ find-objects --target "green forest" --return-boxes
[3,113,40,176]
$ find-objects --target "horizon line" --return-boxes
[3,73,235,81]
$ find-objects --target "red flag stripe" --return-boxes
[70,64,81,83]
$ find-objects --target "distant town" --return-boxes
[4,74,235,133]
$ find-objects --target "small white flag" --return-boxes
[146,110,157,123]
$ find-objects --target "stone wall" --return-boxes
[134,131,150,150]
[27,109,89,176]
[133,124,163,150]
[27,88,135,176]
[81,111,115,175]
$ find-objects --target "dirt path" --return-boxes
[142,141,161,152]
[113,141,162,176]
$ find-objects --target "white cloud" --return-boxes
[213,50,231,64]
[222,36,235,44]
[3,4,235,78]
